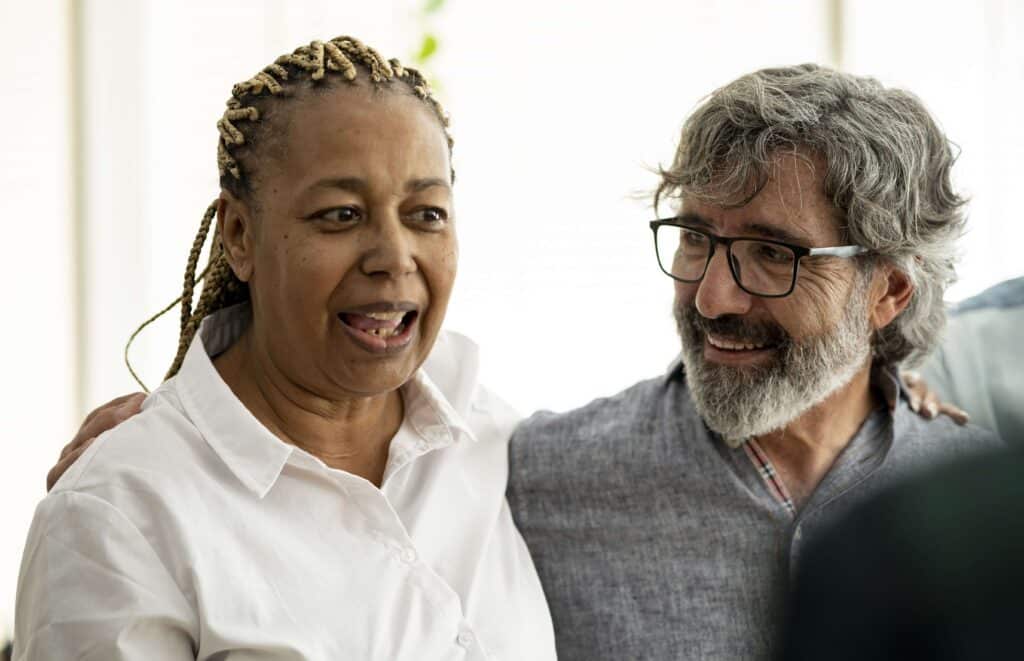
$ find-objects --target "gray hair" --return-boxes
[656,63,966,367]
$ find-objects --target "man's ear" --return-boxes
[218,191,256,283]
[868,263,914,331]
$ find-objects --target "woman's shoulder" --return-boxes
[420,330,523,447]
[50,382,214,501]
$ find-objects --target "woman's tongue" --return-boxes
[341,312,404,338]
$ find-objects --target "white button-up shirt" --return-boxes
[15,306,556,660]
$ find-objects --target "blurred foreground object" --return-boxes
[780,446,1024,660]
[921,276,1024,444]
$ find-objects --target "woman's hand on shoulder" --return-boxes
[47,393,147,491]
[899,370,969,426]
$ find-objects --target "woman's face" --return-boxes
[221,83,457,399]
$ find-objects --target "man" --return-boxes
[920,275,1024,445]
[505,64,1001,659]
[44,64,992,659]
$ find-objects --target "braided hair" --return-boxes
[126,36,452,388]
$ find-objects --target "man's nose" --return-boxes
[360,216,418,278]
[694,247,754,318]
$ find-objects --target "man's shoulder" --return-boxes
[890,405,1005,472]
[511,374,676,453]
[952,276,1024,315]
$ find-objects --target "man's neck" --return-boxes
[752,364,879,510]
[213,327,402,488]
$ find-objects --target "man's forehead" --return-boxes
[677,154,840,244]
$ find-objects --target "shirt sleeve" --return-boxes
[15,490,196,660]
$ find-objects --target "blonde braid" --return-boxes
[126,35,454,387]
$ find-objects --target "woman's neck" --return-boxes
[213,328,403,487]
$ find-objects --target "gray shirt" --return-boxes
[507,364,1002,660]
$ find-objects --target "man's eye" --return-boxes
[316,207,361,223]
[408,207,449,225]
[681,229,709,247]
[755,243,792,263]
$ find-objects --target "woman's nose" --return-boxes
[360,216,417,278]
[694,247,754,319]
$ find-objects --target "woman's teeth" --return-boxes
[707,333,770,351]
[363,325,402,338]
[362,311,406,321]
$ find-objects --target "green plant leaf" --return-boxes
[423,0,446,14]
[415,34,438,63]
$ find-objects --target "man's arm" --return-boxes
[15,490,195,659]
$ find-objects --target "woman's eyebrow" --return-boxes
[406,177,450,193]
[304,177,450,194]
[308,177,366,193]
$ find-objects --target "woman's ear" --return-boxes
[218,191,256,283]
[869,263,914,331]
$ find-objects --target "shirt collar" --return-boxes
[172,304,477,498]
[173,304,293,499]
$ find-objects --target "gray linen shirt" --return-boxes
[507,363,1003,660]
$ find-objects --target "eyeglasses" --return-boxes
[649,219,868,298]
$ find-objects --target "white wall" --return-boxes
[843,0,1024,302]
[0,0,75,637]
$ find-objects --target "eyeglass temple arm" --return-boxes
[807,245,868,258]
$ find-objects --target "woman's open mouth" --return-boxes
[337,309,419,353]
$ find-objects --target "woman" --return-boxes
[16,36,556,660]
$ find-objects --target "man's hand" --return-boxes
[47,393,146,491]
[900,370,969,425]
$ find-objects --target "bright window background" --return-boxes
[2,0,1021,635]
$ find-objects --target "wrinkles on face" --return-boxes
[672,151,874,442]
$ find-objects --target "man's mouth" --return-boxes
[706,333,777,352]
[337,306,419,352]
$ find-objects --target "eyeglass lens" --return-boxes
[655,225,797,296]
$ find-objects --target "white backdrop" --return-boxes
[2,0,1022,635]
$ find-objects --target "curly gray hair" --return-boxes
[656,63,966,367]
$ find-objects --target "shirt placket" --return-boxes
[742,439,796,517]
[338,476,492,659]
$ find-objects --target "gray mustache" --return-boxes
[678,305,789,347]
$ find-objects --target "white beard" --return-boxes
[676,279,872,447]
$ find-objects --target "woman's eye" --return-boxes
[316,206,362,224]
[408,207,449,225]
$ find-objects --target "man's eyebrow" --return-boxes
[675,212,713,229]
[676,213,813,245]
[742,222,810,245]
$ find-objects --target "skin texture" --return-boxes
[48,83,457,491]
[213,83,457,486]
[675,153,912,507]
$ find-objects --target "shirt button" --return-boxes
[401,547,417,564]
[456,630,475,647]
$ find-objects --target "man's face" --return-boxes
[673,154,874,444]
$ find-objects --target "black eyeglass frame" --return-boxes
[649,219,868,298]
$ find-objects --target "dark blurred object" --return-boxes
[2,640,10,661]
[780,446,1024,660]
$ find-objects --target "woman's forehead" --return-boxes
[271,85,451,185]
